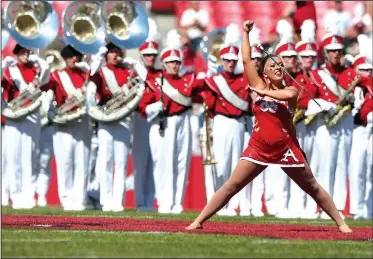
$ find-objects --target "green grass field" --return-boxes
[2,207,373,258]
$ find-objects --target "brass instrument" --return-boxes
[85,1,149,122]
[63,1,106,54]
[200,27,226,72]
[200,103,217,165]
[44,49,65,72]
[4,1,59,49]
[324,75,360,128]
[101,1,149,49]
[86,72,145,122]
[293,108,305,124]
[2,1,58,119]
[304,113,318,126]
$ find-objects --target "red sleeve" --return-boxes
[192,78,207,104]
[292,74,318,110]
[360,93,373,126]
[292,2,317,34]
[89,73,103,103]
[138,85,156,118]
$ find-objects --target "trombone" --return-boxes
[200,103,217,165]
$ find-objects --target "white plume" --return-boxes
[300,19,316,43]
[249,25,261,46]
[324,17,344,36]
[224,23,241,46]
[357,34,373,60]
[146,17,161,43]
[276,19,294,43]
[166,29,181,49]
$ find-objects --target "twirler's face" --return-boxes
[264,57,284,83]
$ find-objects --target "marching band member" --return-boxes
[132,18,162,211]
[88,42,137,212]
[138,30,205,214]
[47,45,92,211]
[348,50,373,219]
[357,79,373,220]
[265,19,299,217]
[307,29,353,219]
[289,20,320,219]
[203,29,251,216]
[2,44,51,209]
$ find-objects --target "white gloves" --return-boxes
[123,57,148,82]
[90,46,108,76]
[2,56,17,70]
[207,54,218,78]
[75,61,90,74]
[145,101,163,122]
[305,98,337,116]
[40,90,54,119]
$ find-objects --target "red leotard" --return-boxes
[241,96,307,167]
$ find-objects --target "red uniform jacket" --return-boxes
[89,64,136,106]
[47,68,88,106]
[291,72,318,110]
[138,71,205,118]
[308,64,349,104]
[204,71,251,118]
[2,63,38,102]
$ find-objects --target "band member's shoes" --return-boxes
[171,205,183,214]
[158,206,172,214]
[320,211,345,220]
[251,209,264,217]
[37,197,47,207]
[225,208,237,216]
[111,204,124,212]
[239,209,251,216]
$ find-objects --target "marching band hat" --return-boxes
[12,44,28,55]
[353,54,373,70]
[61,45,83,60]
[139,18,161,55]
[160,47,182,63]
[322,33,343,50]
[295,41,317,56]
[251,46,263,59]
[219,44,239,61]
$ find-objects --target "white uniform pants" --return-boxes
[288,121,307,215]
[303,119,320,214]
[149,111,192,212]
[36,124,54,199]
[264,165,289,215]
[364,131,372,218]
[2,125,9,205]
[349,125,368,215]
[3,111,41,206]
[97,118,131,208]
[132,112,155,209]
[212,115,245,211]
[87,131,100,201]
[315,114,353,210]
[53,116,91,208]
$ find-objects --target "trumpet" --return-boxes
[200,103,217,165]
[323,75,360,128]
[293,108,305,125]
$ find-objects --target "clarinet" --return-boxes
[159,71,165,135]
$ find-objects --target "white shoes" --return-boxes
[102,203,124,212]
[320,211,345,220]
[251,209,264,217]
[239,209,251,216]
[171,205,183,214]
[37,197,47,207]
[158,205,172,214]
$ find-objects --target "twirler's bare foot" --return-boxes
[185,221,203,230]
[338,224,352,233]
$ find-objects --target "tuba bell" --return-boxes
[62,1,106,54]
[4,1,59,49]
[85,1,149,123]
[2,9,10,51]
[101,1,149,49]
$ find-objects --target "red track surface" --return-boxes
[2,215,372,241]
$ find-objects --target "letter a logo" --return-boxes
[281,148,299,162]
